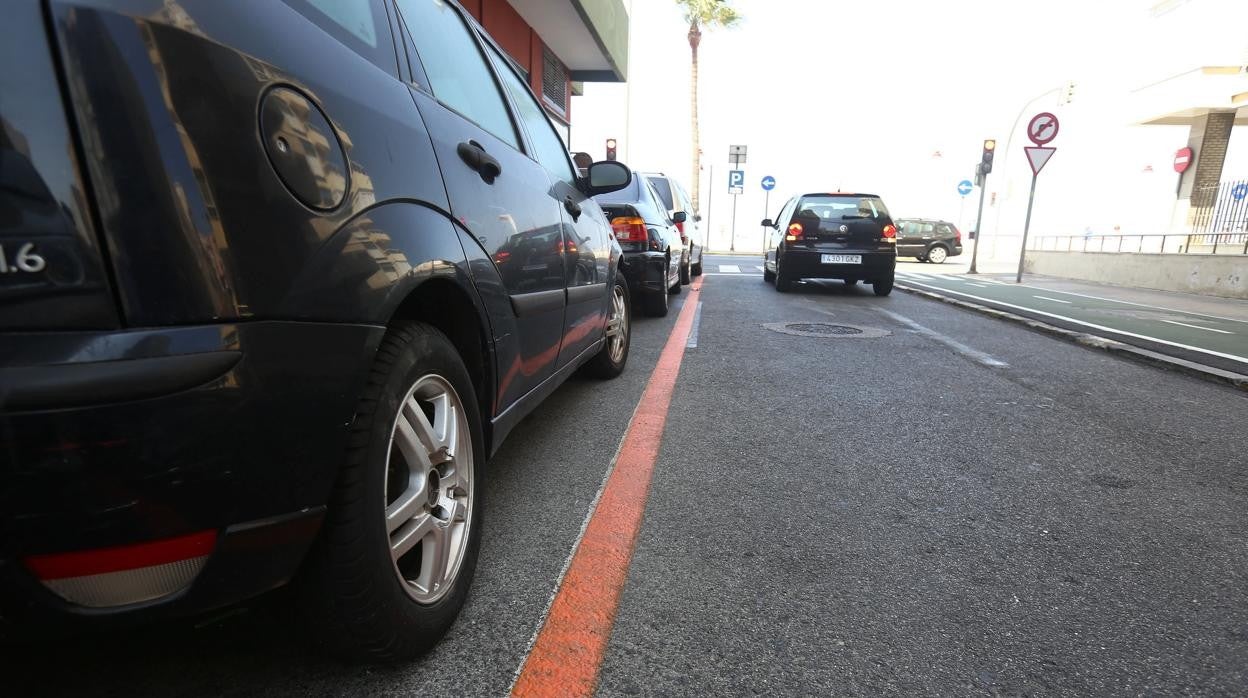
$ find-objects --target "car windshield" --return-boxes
[796,195,889,221]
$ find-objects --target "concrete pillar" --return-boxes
[1178,110,1235,230]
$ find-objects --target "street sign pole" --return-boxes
[706,165,714,252]
[730,193,738,252]
[761,190,770,253]
[968,169,989,275]
[1016,173,1039,283]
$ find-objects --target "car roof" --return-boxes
[799,192,882,199]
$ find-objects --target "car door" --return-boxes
[766,198,796,268]
[898,221,932,256]
[644,181,680,285]
[481,38,610,369]
[395,0,565,405]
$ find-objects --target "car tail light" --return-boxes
[882,224,897,242]
[23,530,216,608]
[786,222,804,241]
[611,216,647,242]
[953,227,962,244]
[675,220,685,235]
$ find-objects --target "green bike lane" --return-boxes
[892,271,1248,376]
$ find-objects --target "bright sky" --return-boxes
[570,0,1248,255]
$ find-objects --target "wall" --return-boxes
[1023,250,1248,299]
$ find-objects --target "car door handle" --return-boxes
[564,196,582,221]
[457,140,502,183]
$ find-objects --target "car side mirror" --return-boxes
[695,214,702,222]
[672,211,688,224]
[761,218,774,228]
[584,161,631,195]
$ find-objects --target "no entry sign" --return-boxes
[1174,147,1193,174]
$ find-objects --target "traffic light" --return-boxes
[606,138,617,161]
[1062,80,1076,105]
[981,139,996,174]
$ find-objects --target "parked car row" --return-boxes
[0,0,677,663]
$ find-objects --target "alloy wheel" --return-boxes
[606,282,628,364]
[384,374,473,605]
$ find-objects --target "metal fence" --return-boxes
[1029,232,1248,255]
[1030,178,1248,255]
[1192,179,1248,236]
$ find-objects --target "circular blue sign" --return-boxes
[1233,183,1248,201]
[957,180,974,196]
[761,176,776,191]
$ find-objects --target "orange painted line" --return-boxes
[512,277,705,698]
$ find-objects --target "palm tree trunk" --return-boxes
[688,20,702,214]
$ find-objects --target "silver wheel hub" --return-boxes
[384,374,473,605]
[606,284,628,363]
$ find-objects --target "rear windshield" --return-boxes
[594,179,666,224]
[645,176,675,211]
[795,195,890,222]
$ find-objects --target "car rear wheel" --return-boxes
[583,276,630,378]
[297,322,483,663]
[643,264,671,317]
[872,276,894,297]
[927,245,949,264]
[680,257,692,285]
[692,254,703,277]
[763,264,775,283]
[775,257,794,293]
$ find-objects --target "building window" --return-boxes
[541,47,568,117]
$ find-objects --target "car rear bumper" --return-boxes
[619,250,668,294]
[779,249,896,281]
[0,320,384,633]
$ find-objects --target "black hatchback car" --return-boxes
[762,193,898,296]
[0,0,633,662]
[896,218,964,264]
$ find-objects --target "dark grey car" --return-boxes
[896,218,964,263]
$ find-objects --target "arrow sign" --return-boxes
[957,180,973,196]
[1232,183,1248,201]
[1025,146,1056,175]
[1027,112,1060,146]
[761,175,776,191]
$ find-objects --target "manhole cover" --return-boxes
[762,322,891,338]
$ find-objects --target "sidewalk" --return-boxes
[983,273,1248,323]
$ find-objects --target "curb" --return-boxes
[895,283,1248,393]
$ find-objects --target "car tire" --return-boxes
[692,255,703,277]
[643,265,670,317]
[927,245,949,264]
[296,321,484,663]
[763,265,775,283]
[680,258,692,285]
[775,258,793,293]
[872,275,895,297]
[669,262,683,295]
[583,275,630,379]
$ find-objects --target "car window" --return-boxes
[285,0,396,76]
[483,41,577,184]
[937,223,956,235]
[394,0,519,148]
[646,176,675,212]
[797,195,890,221]
[645,182,673,224]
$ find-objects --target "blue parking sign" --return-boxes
[729,170,745,194]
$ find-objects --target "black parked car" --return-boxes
[595,177,685,317]
[0,0,633,662]
[642,172,704,281]
[896,218,964,264]
[762,193,898,296]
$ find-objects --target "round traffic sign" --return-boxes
[1173,147,1193,174]
[957,180,973,196]
[1027,112,1060,146]
[1233,183,1248,201]
[761,175,776,191]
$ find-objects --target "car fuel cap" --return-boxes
[259,86,348,211]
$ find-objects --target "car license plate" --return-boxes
[821,254,861,264]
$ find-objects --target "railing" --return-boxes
[1029,232,1248,255]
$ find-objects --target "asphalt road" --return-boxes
[7,254,1248,696]
[892,268,1248,375]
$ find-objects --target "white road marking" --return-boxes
[702,272,755,277]
[1003,283,1248,325]
[686,302,704,347]
[895,278,1248,365]
[1034,295,1072,304]
[877,309,1009,368]
[966,283,990,288]
[755,265,766,272]
[718,264,740,273]
[1162,319,1233,335]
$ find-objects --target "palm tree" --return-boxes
[677,0,740,213]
